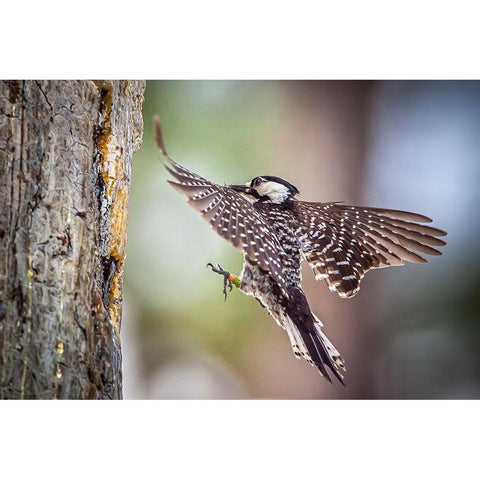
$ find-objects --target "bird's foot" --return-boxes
[207,263,233,301]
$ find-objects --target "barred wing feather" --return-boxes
[296,202,447,298]
[166,158,290,297]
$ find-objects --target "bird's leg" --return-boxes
[206,263,241,301]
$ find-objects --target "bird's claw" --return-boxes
[207,263,233,301]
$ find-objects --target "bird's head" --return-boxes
[230,175,299,204]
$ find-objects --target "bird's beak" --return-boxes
[229,184,251,194]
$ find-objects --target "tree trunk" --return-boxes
[0,80,145,399]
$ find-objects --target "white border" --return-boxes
[1,401,477,478]
[3,1,480,78]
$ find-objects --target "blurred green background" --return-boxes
[122,80,480,399]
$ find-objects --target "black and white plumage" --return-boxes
[156,118,447,385]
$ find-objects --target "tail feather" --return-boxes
[284,287,345,385]
[312,313,346,372]
[302,330,334,383]
[302,328,345,385]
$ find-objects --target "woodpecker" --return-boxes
[154,117,447,385]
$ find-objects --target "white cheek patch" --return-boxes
[256,181,290,203]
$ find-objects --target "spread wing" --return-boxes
[166,158,290,297]
[296,201,447,298]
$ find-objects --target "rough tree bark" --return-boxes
[0,80,145,399]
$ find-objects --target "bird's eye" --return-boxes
[252,177,262,187]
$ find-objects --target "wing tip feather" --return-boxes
[167,180,187,195]
[153,115,169,157]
